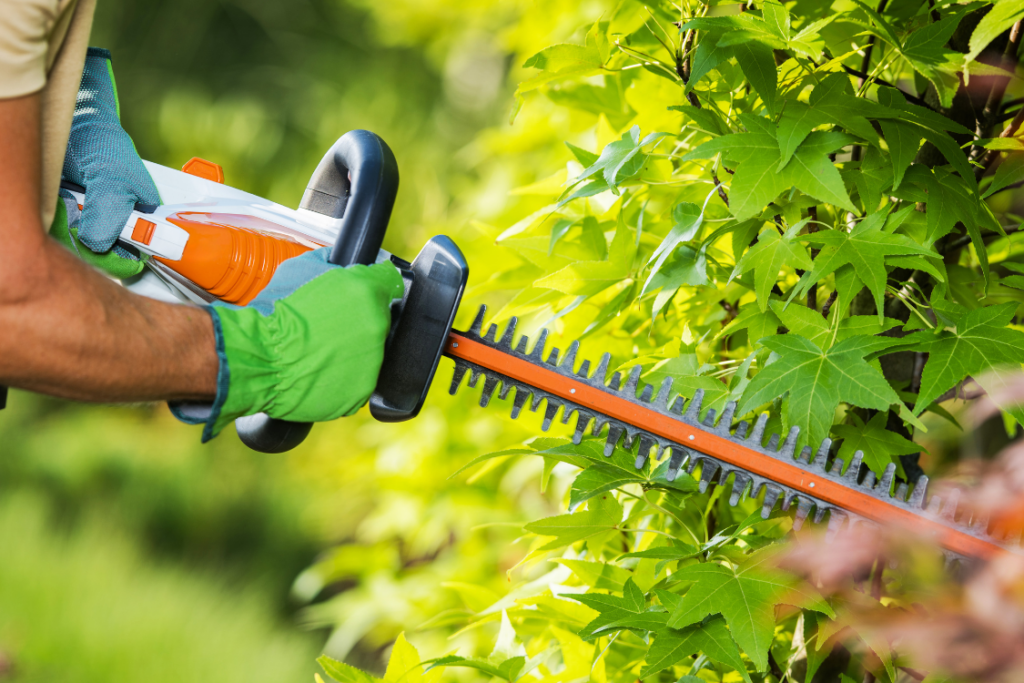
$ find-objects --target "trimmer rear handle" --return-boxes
[236,130,400,452]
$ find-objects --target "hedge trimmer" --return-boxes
[61,130,1010,563]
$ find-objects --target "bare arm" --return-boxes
[0,93,217,402]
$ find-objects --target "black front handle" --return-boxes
[236,130,399,453]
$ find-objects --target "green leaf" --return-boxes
[762,0,790,41]
[739,334,906,451]
[558,560,633,592]
[578,125,668,193]
[831,411,923,476]
[732,41,778,114]
[733,222,813,311]
[984,153,1024,198]
[776,101,831,170]
[569,463,644,508]
[320,656,383,683]
[524,43,602,71]
[644,187,717,295]
[667,554,833,671]
[966,0,1024,67]
[517,43,603,94]
[641,615,751,681]
[798,216,935,320]
[852,0,902,48]
[524,496,622,551]
[909,303,1024,413]
[428,656,526,682]
[769,300,829,349]
[878,119,920,190]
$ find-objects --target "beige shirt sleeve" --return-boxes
[0,0,73,98]
[0,0,96,227]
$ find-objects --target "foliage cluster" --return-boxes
[311,0,1024,681]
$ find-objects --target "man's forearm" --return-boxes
[0,92,217,404]
[0,238,218,402]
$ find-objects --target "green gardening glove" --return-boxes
[171,248,405,442]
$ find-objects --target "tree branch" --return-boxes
[822,290,839,318]
[839,65,930,108]
[978,103,1024,179]
[851,0,888,163]
[677,30,730,207]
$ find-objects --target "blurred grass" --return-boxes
[0,492,319,683]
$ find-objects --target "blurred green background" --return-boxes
[0,0,603,681]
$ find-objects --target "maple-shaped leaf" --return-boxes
[666,554,833,671]
[684,131,856,220]
[831,411,924,477]
[738,333,907,452]
[568,577,666,640]
[640,615,751,681]
[321,633,440,683]
[575,124,669,194]
[908,303,1024,414]
[796,214,936,321]
[731,222,813,311]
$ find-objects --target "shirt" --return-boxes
[0,0,97,227]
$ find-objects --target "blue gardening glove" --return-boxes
[170,248,406,443]
[60,47,159,276]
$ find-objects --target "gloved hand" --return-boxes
[58,47,159,278]
[171,248,405,442]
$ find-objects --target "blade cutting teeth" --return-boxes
[762,485,783,518]
[511,390,529,419]
[541,401,560,431]
[636,435,658,469]
[623,366,642,397]
[715,401,737,435]
[667,448,688,480]
[605,425,624,456]
[749,413,769,445]
[793,498,814,530]
[879,463,897,496]
[468,306,486,336]
[479,375,500,407]
[730,473,752,506]
[683,388,704,422]
[593,354,611,384]
[450,364,469,394]
[909,476,929,508]
[779,427,800,459]
[653,378,673,410]
[698,461,720,493]
[560,341,579,371]
[498,317,516,349]
[530,329,549,360]
[573,412,593,444]
[446,305,1009,562]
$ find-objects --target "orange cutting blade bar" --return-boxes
[445,331,1006,561]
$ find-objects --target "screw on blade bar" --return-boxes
[443,305,1018,564]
